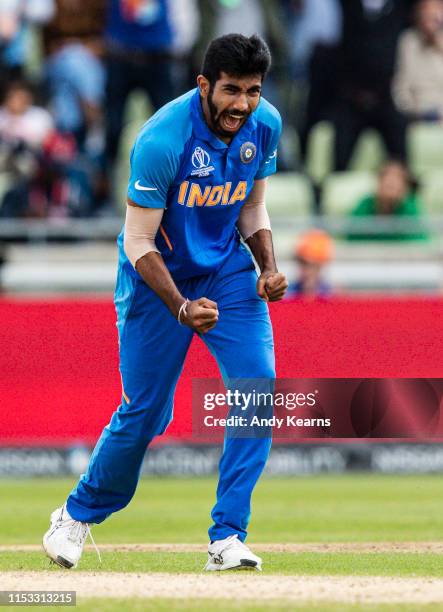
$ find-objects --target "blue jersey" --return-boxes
[118,88,282,281]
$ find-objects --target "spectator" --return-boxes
[104,0,175,168]
[0,80,54,217]
[168,0,200,94]
[43,0,106,150]
[393,0,443,122]
[42,1,108,214]
[332,0,415,171]
[0,0,55,97]
[290,0,342,82]
[0,81,54,148]
[0,80,95,218]
[293,0,342,161]
[287,229,334,298]
[348,160,428,240]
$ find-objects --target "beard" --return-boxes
[207,88,250,139]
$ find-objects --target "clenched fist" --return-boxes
[181,297,219,334]
[257,271,288,302]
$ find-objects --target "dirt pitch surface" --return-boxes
[3,542,443,605]
[1,571,443,605]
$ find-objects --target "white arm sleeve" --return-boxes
[237,179,271,240]
[123,204,163,268]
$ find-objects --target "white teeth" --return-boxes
[223,114,243,130]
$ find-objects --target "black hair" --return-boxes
[201,33,271,85]
[1,79,35,106]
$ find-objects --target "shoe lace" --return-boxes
[86,525,102,564]
[63,516,102,564]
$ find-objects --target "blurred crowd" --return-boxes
[0,0,442,221]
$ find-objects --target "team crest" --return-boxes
[240,142,256,164]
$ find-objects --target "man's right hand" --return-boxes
[181,297,218,334]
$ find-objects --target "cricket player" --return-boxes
[43,33,288,571]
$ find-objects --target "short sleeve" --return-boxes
[255,113,282,180]
[127,134,178,209]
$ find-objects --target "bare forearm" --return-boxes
[246,229,278,273]
[135,252,218,332]
[135,252,185,318]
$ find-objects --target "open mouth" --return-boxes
[221,112,246,132]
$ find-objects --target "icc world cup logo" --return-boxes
[192,147,210,169]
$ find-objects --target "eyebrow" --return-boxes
[222,84,262,93]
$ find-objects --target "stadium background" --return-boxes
[0,1,442,474]
[2,4,443,609]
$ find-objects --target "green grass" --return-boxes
[1,550,443,577]
[1,474,443,545]
[2,475,442,611]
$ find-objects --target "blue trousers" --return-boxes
[67,249,275,542]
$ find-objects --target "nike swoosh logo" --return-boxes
[135,180,158,191]
[265,150,277,164]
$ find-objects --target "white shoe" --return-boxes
[204,534,262,571]
[42,505,100,569]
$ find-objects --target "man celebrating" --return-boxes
[43,33,287,572]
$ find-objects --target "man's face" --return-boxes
[417,0,443,39]
[297,258,321,286]
[198,72,262,141]
[5,88,32,116]
[376,162,409,210]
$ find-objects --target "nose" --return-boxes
[235,92,249,113]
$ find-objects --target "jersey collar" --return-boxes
[190,88,257,150]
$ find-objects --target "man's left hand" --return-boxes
[257,271,288,302]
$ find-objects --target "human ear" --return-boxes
[197,75,210,98]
